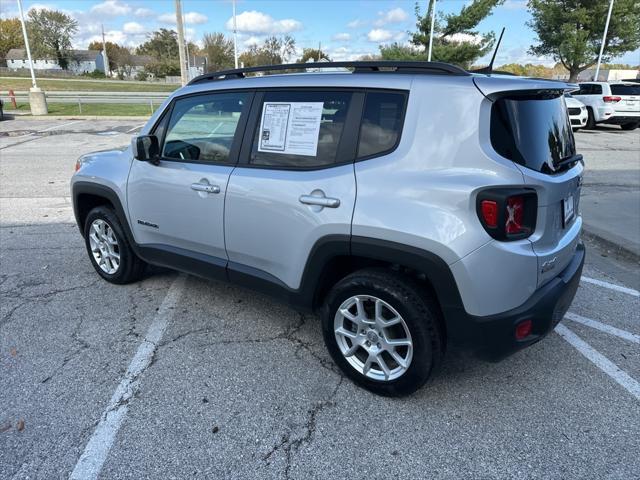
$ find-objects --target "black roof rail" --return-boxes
[187,61,470,85]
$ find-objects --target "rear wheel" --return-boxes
[621,122,638,131]
[84,206,145,284]
[585,108,596,129]
[321,268,443,396]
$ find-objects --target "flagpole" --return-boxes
[427,0,437,62]
[594,0,615,81]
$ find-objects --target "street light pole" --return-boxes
[16,0,36,89]
[16,0,47,114]
[175,0,188,86]
[594,0,615,81]
[232,0,239,69]
[427,0,437,62]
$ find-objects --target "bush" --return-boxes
[81,69,107,79]
[135,71,148,82]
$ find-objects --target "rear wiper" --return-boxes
[555,153,583,170]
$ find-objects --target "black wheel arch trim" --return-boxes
[71,181,465,324]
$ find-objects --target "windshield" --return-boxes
[610,84,640,96]
[490,95,576,174]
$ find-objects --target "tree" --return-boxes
[238,36,297,68]
[528,0,640,81]
[379,42,424,61]
[27,9,78,70]
[136,28,179,60]
[202,33,234,72]
[88,41,124,72]
[0,18,24,67]
[411,0,504,68]
[136,28,180,78]
[297,48,330,63]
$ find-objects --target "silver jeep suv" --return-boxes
[71,61,585,396]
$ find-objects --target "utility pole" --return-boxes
[175,0,188,86]
[594,0,615,81]
[101,24,110,76]
[232,0,238,68]
[427,0,437,62]
[16,0,47,114]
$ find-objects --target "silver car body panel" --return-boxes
[72,70,583,318]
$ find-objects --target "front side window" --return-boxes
[491,94,576,174]
[358,91,406,158]
[162,92,250,164]
[250,91,352,168]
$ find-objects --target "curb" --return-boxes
[582,228,640,265]
[3,114,150,121]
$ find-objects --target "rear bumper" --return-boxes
[454,242,585,361]
[604,115,640,125]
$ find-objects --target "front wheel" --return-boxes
[84,206,145,284]
[321,268,443,396]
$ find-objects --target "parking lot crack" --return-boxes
[262,376,344,479]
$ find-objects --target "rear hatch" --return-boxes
[475,76,583,287]
[610,83,640,117]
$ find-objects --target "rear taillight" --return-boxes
[515,320,532,340]
[603,96,621,103]
[476,188,537,241]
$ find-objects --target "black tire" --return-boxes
[621,122,638,131]
[321,268,443,396]
[83,206,145,284]
[585,108,596,129]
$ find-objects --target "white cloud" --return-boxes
[374,8,408,26]
[332,33,351,41]
[244,36,261,47]
[347,19,367,29]
[90,0,131,17]
[504,0,527,10]
[445,33,483,45]
[226,10,302,34]
[133,7,156,18]
[367,29,393,42]
[159,11,209,25]
[123,22,145,34]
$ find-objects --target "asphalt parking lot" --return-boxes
[1,118,639,479]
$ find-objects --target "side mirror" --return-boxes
[132,135,160,164]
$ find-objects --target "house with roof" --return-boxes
[5,49,105,74]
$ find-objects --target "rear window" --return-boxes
[490,95,576,174]
[610,84,640,95]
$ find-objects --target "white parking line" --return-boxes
[69,274,186,480]
[566,312,640,344]
[581,276,639,297]
[126,124,146,133]
[556,324,640,401]
[38,120,83,132]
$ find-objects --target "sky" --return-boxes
[2,0,639,67]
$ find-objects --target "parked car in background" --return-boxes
[564,93,587,130]
[573,81,640,130]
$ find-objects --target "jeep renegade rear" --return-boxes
[71,61,584,396]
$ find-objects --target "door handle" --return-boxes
[191,183,220,194]
[299,194,340,208]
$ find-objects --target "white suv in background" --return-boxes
[573,81,640,130]
[564,93,587,130]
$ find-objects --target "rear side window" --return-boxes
[357,92,406,158]
[490,94,576,174]
[250,91,352,168]
[610,84,640,95]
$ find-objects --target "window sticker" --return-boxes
[258,102,324,156]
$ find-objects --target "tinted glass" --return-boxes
[358,92,406,158]
[250,91,352,168]
[491,95,576,174]
[610,84,640,95]
[162,92,249,163]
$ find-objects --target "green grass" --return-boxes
[0,77,178,93]
[7,102,156,116]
